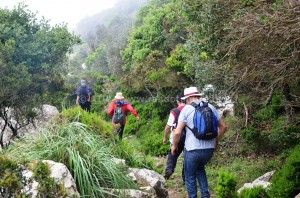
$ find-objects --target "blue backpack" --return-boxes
[186,101,218,140]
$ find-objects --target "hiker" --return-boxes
[107,92,139,140]
[163,92,186,182]
[171,87,227,198]
[76,79,94,112]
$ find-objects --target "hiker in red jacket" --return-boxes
[107,92,139,139]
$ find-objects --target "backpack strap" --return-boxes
[186,102,201,132]
[171,108,181,127]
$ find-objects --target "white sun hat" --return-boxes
[181,87,203,100]
[114,92,124,99]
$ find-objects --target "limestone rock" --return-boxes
[237,171,275,194]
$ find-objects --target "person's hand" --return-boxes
[163,137,167,144]
[171,144,177,156]
[136,116,139,121]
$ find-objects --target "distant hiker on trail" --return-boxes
[163,92,186,182]
[171,87,227,198]
[107,92,139,140]
[76,79,94,112]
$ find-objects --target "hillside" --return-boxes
[1,0,300,197]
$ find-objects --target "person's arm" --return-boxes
[171,121,186,156]
[163,112,175,144]
[217,118,227,139]
[76,96,80,105]
[163,125,172,144]
[126,104,139,120]
[107,103,115,116]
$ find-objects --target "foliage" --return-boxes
[123,100,172,156]
[32,161,71,197]
[59,107,112,137]
[239,92,300,154]
[0,3,80,147]
[223,1,300,108]
[5,122,137,197]
[120,0,189,95]
[239,186,269,198]
[268,144,300,198]
[0,155,28,197]
[109,139,157,171]
[0,156,70,197]
[215,169,238,198]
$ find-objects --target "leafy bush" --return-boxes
[268,144,300,198]
[215,169,238,198]
[0,155,28,197]
[123,101,172,156]
[239,186,269,198]
[60,107,112,137]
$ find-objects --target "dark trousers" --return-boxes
[165,131,186,181]
[117,125,125,139]
[80,102,91,112]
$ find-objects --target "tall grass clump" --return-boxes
[5,122,137,197]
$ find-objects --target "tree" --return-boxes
[120,0,189,95]
[0,4,80,148]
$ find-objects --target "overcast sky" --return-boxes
[0,0,117,30]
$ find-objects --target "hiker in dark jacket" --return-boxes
[76,79,94,112]
[107,92,139,139]
[163,93,186,182]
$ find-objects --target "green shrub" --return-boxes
[0,155,28,197]
[60,107,112,137]
[215,169,238,198]
[254,92,284,122]
[32,161,71,197]
[239,186,269,198]
[122,101,172,156]
[268,144,300,198]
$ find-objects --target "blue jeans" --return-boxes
[184,148,214,198]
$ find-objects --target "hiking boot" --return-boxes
[163,171,172,179]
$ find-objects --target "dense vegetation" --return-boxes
[1,0,300,197]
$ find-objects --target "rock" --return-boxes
[21,160,79,197]
[112,158,126,167]
[237,171,275,194]
[110,189,154,198]
[0,104,59,149]
[128,168,168,198]
[43,160,79,197]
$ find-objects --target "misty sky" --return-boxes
[0,0,118,30]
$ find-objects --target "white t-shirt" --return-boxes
[166,113,176,144]
[166,105,185,144]
[178,100,221,151]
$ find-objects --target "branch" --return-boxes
[243,102,249,128]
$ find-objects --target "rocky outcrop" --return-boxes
[237,171,274,194]
[22,160,79,197]
[0,104,59,150]
[128,168,168,198]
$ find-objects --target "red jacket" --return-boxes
[108,103,138,125]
